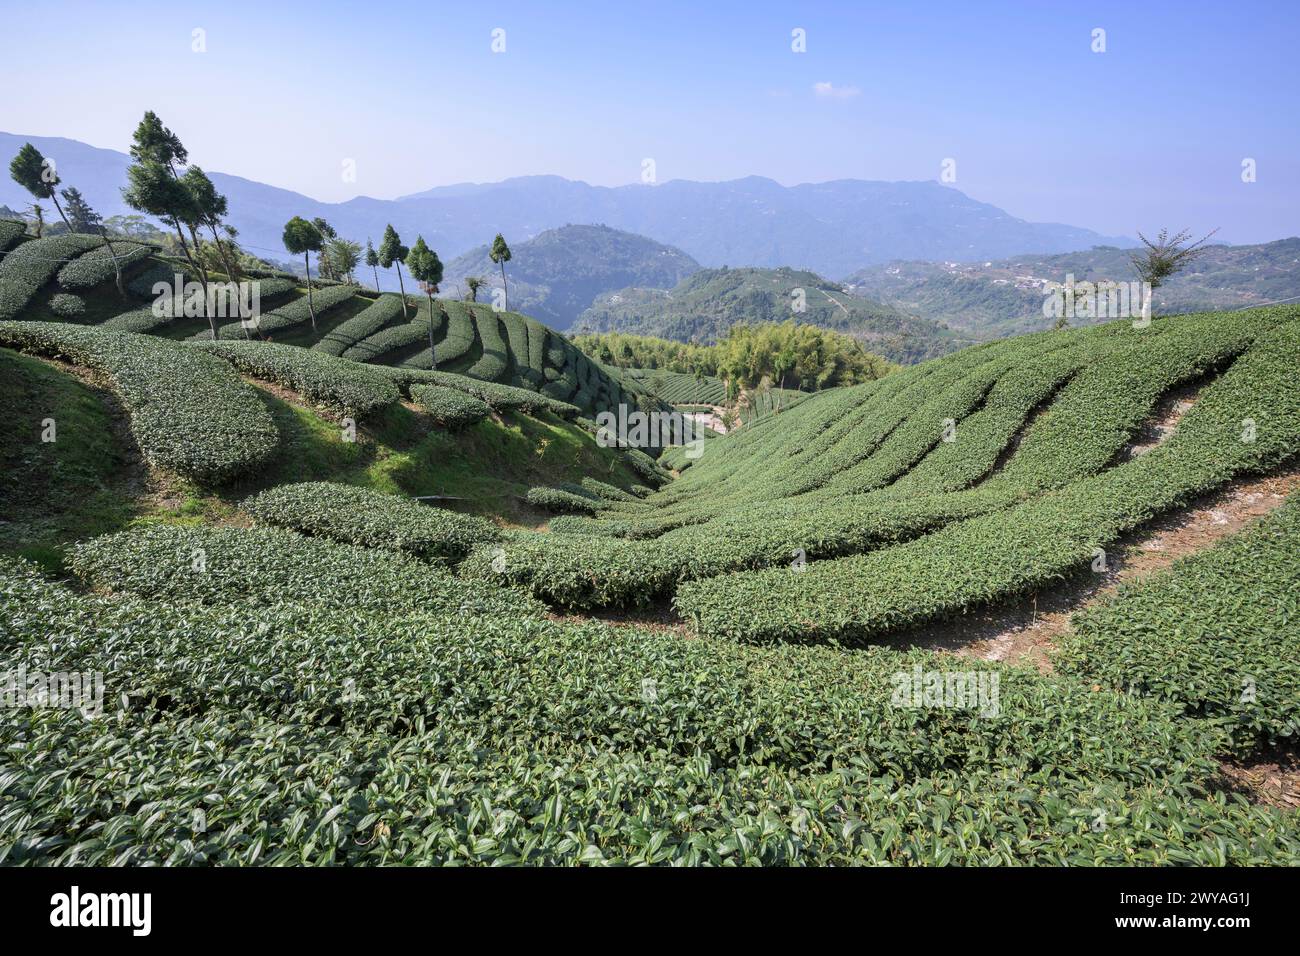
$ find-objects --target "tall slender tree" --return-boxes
[489,233,512,310]
[364,238,380,292]
[282,216,324,332]
[123,113,213,326]
[406,236,444,369]
[465,276,483,302]
[312,218,338,279]
[182,166,240,282]
[378,224,410,319]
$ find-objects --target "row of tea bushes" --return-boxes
[1059,492,1300,754]
[193,340,399,417]
[0,233,103,320]
[312,294,406,357]
[68,524,538,618]
[676,318,1300,642]
[243,482,500,563]
[54,240,155,290]
[0,321,278,483]
[203,283,358,340]
[410,383,492,427]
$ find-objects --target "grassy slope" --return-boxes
[0,346,643,563]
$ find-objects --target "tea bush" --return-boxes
[242,482,500,562]
[47,292,85,318]
[193,340,399,417]
[1059,492,1300,754]
[0,233,102,319]
[409,383,492,427]
[55,240,154,290]
[0,321,278,483]
[312,293,405,356]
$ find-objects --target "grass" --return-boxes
[0,348,139,571]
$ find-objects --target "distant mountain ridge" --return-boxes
[0,132,1130,283]
[574,266,975,365]
[844,238,1300,338]
[442,224,699,330]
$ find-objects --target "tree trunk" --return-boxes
[304,252,317,332]
[372,265,380,294]
[427,292,437,369]
[172,218,215,340]
[48,192,74,233]
[395,262,408,319]
[96,226,126,299]
[206,222,248,339]
[499,261,508,311]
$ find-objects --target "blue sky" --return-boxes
[6,0,1297,242]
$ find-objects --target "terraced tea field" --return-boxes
[2,218,1299,865]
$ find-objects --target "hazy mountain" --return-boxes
[442,224,699,329]
[844,238,1300,339]
[0,133,1130,284]
[573,267,975,365]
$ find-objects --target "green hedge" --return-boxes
[55,240,154,290]
[0,322,278,483]
[435,301,477,366]
[0,233,103,319]
[8,553,1298,865]
[676,317,1300,642]
[384,368,580,419]
[0,218,26,253]
[410,383,492,428]
[69,524,538,618]
[466,304,509,381]
[525,486,602,515]
[192,340,399,417]
[242,481,500,562]
[313,293,405,357]
[203,283,358,340]
[1059,493,1300,754]
[47,292,85,318]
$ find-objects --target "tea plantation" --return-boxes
[2,221,1299,864]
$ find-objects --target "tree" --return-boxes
[59,188,99,233]
[123,113,214,329]
[364,238,380,292]
[10,143,73,232]
[313,218,338,279]
[378,224,410,318]
[1131,228,1219,292]
[406,236,444,369]
[465,276,484,302]
[326,238,361,284]
[489,233,512,310]
[282,216,324,331]
[24,203,45,238]
[182,166,241,284]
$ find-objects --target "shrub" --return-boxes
[47,292,85,318]
[192,340,399,417]
[0,218,28,252]
[242,482,499,562]
[525,486,603,515]
[410,383,492,428]
[68,524,537,618]
[466,305,508,381]
[313,293,405,356]
[202,283,358,340]
[55,240,154,290]
[0,321,278,483]
[0,233,102,319]
[1059,493,1300,754]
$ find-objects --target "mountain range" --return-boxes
[0,131,1132,283]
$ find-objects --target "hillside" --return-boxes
[442,224,699,329]
[574,266,974,364]
[0,225,653,422]
[845,238,1300,338]
[0,134,1129,278]
[4,293,1300,864]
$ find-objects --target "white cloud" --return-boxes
[812,81,861,99]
